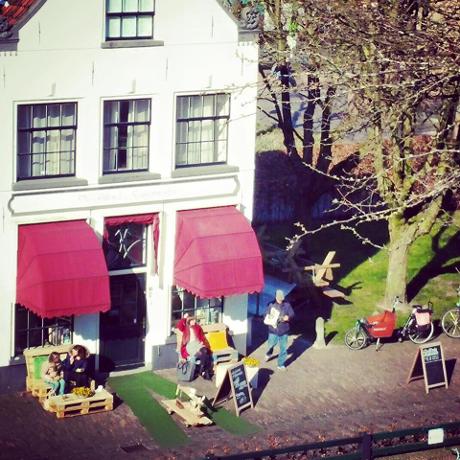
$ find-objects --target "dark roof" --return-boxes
[0,0,40,40]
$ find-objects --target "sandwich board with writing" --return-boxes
[406,342,448,393]
[213,362,253,416]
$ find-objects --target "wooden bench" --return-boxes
[174,322,239,367]
[24,344,95,405]
[23,344,72,403]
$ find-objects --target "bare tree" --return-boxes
[240,0,460,306]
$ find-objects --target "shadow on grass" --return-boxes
[407,228,460,302]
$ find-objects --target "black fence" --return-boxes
[203,420,460,459]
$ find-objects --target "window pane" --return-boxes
[123,0,138,12]
[119,100,130,123]
[104,101,119,124]
[139,0,154,12]
[202,95,214,117]
[107,0,122,13]
[177,97,189,119]
[135,99,150,122]
[60,129,75,152]
[188,121,201,143]
[200,142,214,164]
[187,143,200,164]
[190,96,202,118]
[59,151,74,175]
[46,151,60,176]
[32,105,46,128]
[133,125,148,147]
[176,144,187,166]
[18,132,31,154]
[176,121,187,144]
[216,140,227,162]
[47,104,60,127]
[107,17,121,38]
[105,224,147,270]
[138,16,153,37]
[46,130,60,153]
[18,106,31,129]
[132,147,148,169]
[32,131,46,153]
[217,119,228,140]
[217,94,230,116]
[18,155,31,179]
[201,120,214,142]
[122,16,137,37]
[61,103,76,125]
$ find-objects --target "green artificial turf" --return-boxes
[109,371,261,443]
[108,374,188,448]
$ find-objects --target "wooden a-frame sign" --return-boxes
[406,342,448,394]
[213,362,253,416]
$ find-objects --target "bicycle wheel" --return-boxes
[442,308,460,338]
[408,322,434,344]
[345,328,367,350]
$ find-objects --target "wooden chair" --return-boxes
[202,323,239,365]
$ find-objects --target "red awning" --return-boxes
[174,206,264,298]
[17,220,110,318]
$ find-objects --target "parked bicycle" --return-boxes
[345,297,434,350]
[441,284,460,338]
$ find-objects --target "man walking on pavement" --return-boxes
[264,289,294,370]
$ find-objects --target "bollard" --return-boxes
[313,317,326,349]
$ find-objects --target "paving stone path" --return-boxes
[0,334,459,460]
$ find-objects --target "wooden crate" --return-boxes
[46,389,113,418]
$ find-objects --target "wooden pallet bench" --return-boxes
[45,389,113,418]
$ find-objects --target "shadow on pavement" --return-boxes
[446,358,457,385]
[285,335,313,367]
[251,368,274,406]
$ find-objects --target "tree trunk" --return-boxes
[384,215,415,309]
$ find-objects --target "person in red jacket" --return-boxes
[177,315,213,380]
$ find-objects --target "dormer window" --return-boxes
[105,0,155,41]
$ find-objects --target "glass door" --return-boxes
[100,274,146,370]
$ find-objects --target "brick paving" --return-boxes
[0,330,459,460]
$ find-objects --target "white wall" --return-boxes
[0,0,259,367]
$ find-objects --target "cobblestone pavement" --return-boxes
[0,332,459,460]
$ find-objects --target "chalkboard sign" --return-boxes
[213,363,253,416]
[406,342,448,393]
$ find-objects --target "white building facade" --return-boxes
[0,0,262,378]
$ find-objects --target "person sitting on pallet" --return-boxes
[177,315,213,381]
[62,344,90,391]
[41,351,65,396]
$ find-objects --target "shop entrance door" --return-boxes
[100,274,146,370]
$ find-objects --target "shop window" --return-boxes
[171,286,223,329]
[106,0,155,41]
[104,223,147,270]
[103,99,151,174]
[175,93,230,167]
[14,305,73,357]
[17,102,77,180]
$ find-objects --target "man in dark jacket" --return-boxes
[264,289,294,370]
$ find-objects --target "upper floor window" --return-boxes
[106,0,155,41]
[17,103,77,180]
[103,99,151,174]
[175,94,230,168]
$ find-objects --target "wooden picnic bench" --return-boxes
[304,251,345,299]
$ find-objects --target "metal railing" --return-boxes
[203,421,460,460]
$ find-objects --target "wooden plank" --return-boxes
[162,399,213,427]
[322,288,346,299]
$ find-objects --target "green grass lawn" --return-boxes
[262,213,460,342]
